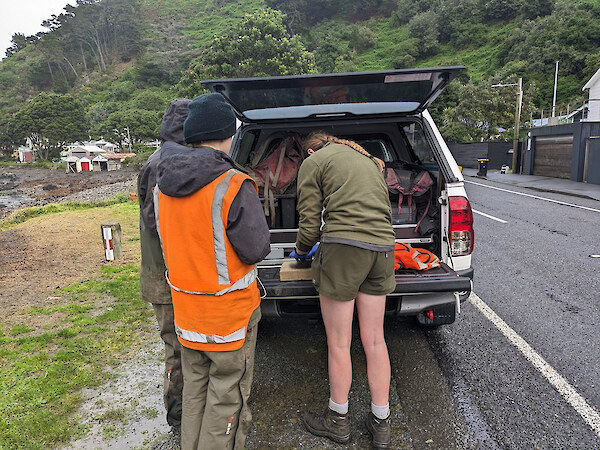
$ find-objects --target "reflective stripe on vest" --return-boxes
[175,323,246,345]
[166,266,257,296]
[213,170,236,284]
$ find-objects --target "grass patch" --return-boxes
[0,264,153,449]
[0,194,130,231]
[0,161,65,170]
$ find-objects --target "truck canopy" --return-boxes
[202,67,465,123]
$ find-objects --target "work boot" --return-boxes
[303,408,351,444]
[366,411,391,449]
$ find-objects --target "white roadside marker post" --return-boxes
[101,222,122,261]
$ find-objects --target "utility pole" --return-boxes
[492,77,523,173]
[552,61,559,118]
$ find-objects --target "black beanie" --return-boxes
[184,93,236,144]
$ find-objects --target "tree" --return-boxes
[5,33,37,58]
[99,108,161,148]
[177,8,315,98]
[266,0,337,34]
[520,0,554,20]
[440,75,537,143]
[0,117,24,159]
[441,79,515,142]
[391,0,436,26]
[408,11,440,56]
[479,0,520,20]
[13,93,88,160]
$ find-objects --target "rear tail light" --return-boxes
[448,196,474,256]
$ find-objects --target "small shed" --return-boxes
[583,67,600,121]
[79,156,92,172]
[18,148,33,163]
[92,154,109,171]
[65,156,79,173]
[103,152,136,171]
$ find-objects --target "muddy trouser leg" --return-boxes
[181,346,211,449]
[152,303,183,427]
[180,324,258,450]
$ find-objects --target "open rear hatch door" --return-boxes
[202,66,465,123]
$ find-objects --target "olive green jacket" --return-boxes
[295,142,395,253]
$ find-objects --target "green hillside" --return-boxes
[1,0,599,158]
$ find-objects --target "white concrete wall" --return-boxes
[589,83,600,121]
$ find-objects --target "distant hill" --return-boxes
[1,0,598,157]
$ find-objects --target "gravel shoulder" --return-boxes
[0,165,137,219]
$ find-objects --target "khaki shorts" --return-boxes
[312,243,396,301]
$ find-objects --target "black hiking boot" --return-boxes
[303,408,351,444]
[366,411,391,449]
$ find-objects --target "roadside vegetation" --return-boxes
[0,200,153,449]
[0,161,65,170]
[0,194,129,231]
[0,0,598,165]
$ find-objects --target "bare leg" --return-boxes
[319,294,355,404]
[356,292,390,406]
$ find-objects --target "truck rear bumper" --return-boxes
[257,263,473,319]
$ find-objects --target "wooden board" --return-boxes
[279,260,313,281]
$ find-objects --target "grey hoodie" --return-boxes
[156,137,271,267]
[138,99,191,304]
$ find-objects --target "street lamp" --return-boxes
[492,77,523,173]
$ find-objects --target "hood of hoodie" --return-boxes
[157,144,239,197]
[138,99,190,232]
[160,98,191,144]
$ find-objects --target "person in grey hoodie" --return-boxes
[137,98,190,435]
[156,93,271,450]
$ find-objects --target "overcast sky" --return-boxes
[0,0,72,59]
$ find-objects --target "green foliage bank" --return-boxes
[0,0,599,158]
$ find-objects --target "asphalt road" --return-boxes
[430,177,600,449]
[247,178,600,449]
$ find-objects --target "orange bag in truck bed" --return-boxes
[394,243,440,271]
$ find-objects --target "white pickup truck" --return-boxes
[203,67,474,326]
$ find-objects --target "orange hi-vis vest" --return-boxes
[155,169,260,351]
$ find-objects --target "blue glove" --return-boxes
[290,244,319,261]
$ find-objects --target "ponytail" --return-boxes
[302,132,385,172]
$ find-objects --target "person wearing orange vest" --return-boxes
[155,93,271,450]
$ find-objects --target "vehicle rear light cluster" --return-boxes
[448,196,474,256]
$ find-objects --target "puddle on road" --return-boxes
[62,335,172,450]
[0,192,34,209]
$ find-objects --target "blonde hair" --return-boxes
[302,132,385,172]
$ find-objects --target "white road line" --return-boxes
[465,180,600,213]
[470,293,600,439]
[472,209,507,223]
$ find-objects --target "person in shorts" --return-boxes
[292,132,396,449]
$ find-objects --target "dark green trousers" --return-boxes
[152,303,183,427]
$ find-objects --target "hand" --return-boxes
[290,244,318,261]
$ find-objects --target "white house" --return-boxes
[92,139,117,153]
[68,144,106,159]
[583,67,600,121]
